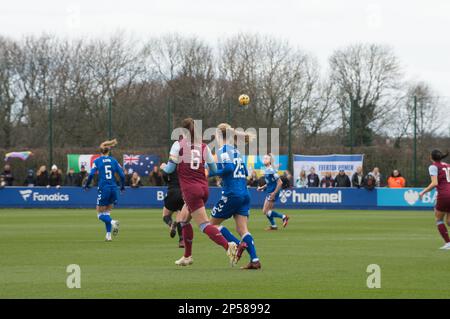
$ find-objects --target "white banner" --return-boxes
[293,154,364,180]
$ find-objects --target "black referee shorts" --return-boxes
[164,188,184,212]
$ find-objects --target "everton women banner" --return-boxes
[293,154,364,180]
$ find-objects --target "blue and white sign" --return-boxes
[377,188,436,208]
[277,188,376,209]
[0,186,435,210]
[1,186,378,210]
[293,154,364,180]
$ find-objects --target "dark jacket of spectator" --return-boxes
[284,171,294,187]
[320,175,334,188]
[258,176,266,187]
[75,166,88,187]
[370,168,385,187]
[65,170,78,186]
[352,172,365,188]
[247,171,259,187]
[307,173,320,187]
[280,175,291,189]
[364,174,376,190]
[23,169,36,186]
[1,165,14,186]
[36,166,49,186]
[123,169,131,187]
[334,172,351,187]
[149,167,164,186]
[49,169,62,187]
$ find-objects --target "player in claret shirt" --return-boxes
[161,118,238,267]
[420,149,450,250]
[84,139,125,242]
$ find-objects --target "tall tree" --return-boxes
[329,44,402,146]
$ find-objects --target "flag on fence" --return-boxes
[4,151,33,161]
[123,154,159,176]
[67,154,101,173]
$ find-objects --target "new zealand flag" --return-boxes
[123,154,160,176]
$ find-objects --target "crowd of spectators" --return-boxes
[1,163,408,190]
[246,166,409,190]
[0,162,174,189]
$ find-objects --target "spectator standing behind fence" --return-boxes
[75,165,88,187]
[352,166,365,188]
[280,173,291,189]
[149,165,164,186]
[48,165,62,188]
[258,175,266,188]
[65,168,77,186]
[307,167,320,187]
[387,170,406,188]
[1,164,14,186]
[247,171,259,187]
[36,165,49,186]
[130,172,143,188]
[23,169,36,186]
[369,167,385,187]
[296,170,308,188]
[320,172,334,188]
[334,169,351,187]
[284,170,294,187]
[123,168,132,186]
[364,174,377,190]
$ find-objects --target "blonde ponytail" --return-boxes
[216,123,256,145]
[100,139,118,154]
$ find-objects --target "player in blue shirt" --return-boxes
[257,154,289,230]
[83,139,125,241]
[208,123,260,270]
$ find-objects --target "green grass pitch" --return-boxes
[0,208,449,298]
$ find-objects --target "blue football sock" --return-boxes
[270,210,284,219]
[219,226,240,244]
[98,213,112,233]
[266,213,277,227]
[242,233,259,262]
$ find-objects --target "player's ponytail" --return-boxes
[216,123,256,145]
[181,118,200,143]
[100,139,118,154]
[431,149,449,162]
[268,153,275,164]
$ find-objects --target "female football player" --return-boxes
[208,123,261,269]
[257,153,289,230]
[161,168,184,247]
[162,118,238,266]
[84,139,125,241]
[419,149,450,250]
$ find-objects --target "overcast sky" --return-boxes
[1,0,450,96]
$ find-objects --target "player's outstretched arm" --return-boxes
[420,175,438,198]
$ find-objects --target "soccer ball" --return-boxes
[238,94,250,106]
